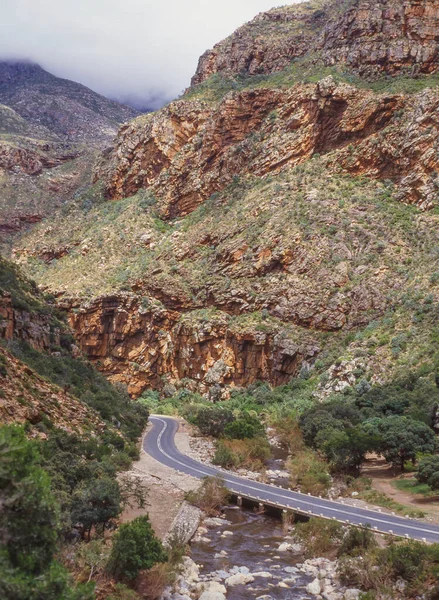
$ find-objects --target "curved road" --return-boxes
[144,416,439,543]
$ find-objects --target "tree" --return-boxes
[187,405,234,437]
[0,425,59,574]
[0,425,93,600]
[299,400,361,448]
[71,477,121,539]
[416,455,439,490]
[319,426,378,475]
[107,516,167,581]
[224,414,265,439]
[363,416,437,471]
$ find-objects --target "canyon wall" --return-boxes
[97,80,439,213]
[65,295,320,397]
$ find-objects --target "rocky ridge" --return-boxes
[0,61,138,144]
[193,0,439,84]
[98,77,439,212]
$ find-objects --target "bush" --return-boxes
[107,516,167,581]
[213,437,271,470]
[185,405,234,437]
[136,563,174,600]
[288,450,331,496]
[338,526,377,557]
[294,518,344,558]
[417,455,439,490]
[185,476,230,516]
[224,414,265,440]
[107,583,141,600]
[213,441,239,468]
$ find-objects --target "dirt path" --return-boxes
[361,456,439,524]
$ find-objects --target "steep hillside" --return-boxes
[0,256,147,435]
[11,0,439,399]
[0,62,140,249]
[0,61,138,143]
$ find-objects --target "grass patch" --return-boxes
[359,489,425,519]
[393,478,436,498]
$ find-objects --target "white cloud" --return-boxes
[0,0,302,108]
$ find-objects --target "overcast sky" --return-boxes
[0,0,301,108]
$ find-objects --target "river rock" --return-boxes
[221,530,233,537]
[344,591,361,600]
[181,557,200,583]
[197,582,227,596]
[277,542,292,552]
[252,571,273,579]
[198,593,226,600]
[306,578,322,595]
[256,596,273,600]
[164,502,203,547]
[225,573,255,586]
[324,594,343,600]
[284,566,299,574]
[204,517,231,528]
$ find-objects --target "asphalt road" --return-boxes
[144,415,439,543]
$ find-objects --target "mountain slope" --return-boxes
[10,0,439,398]
[0,61,139,143]
[0,62,141,250]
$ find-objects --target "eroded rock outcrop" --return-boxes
[0,290,61,351]
[97,80,439,212]
[64,294,320,396]
[193,0,439,84]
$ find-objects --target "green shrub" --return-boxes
[0,425,94,600]
[107,516,167,581]
[338,526,377,557]
[417,455,439,490]
[294,518,344,558]
[224,414,264,439]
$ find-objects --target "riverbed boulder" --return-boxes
[198,593,226,600]
[196,582,227,596]
[306,578,322,595]
[225,573,255,586]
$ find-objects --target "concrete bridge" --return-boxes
[144,416,439,543]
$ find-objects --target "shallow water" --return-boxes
[191,506,313,600]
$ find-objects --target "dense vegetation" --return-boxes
[139,367,439,498]
[0,258,169,599]
[293,517,439,599]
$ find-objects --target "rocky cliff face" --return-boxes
[97,78,439,212]
[64,295,319,397]
[193,0,439,84]
[0,290,61,351]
